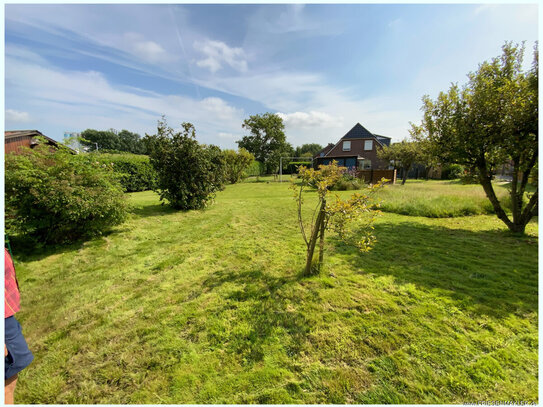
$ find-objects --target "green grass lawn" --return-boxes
[376,179,511,217]
[12,180,537,404]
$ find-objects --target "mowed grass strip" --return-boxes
[12,180,537,404]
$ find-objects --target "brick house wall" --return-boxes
[315,138,390,170]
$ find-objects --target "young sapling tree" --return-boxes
[291,161,385,276]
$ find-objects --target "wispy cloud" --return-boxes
[194,40,248,73]
[5,48,245,145]
[277,111,340,129]
[6,109,31,123]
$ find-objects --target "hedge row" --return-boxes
[93,153,157,192]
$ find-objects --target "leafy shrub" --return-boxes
[146,119,226,209]
[5,144,128,244]
[330,178,364,191]
[460,168,480,184]
[442,164,464,180]
[284,161,311,174]
[223,149,255,184]
[94,153,157,192]
[244,160,266,177]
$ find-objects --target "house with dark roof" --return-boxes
[5,130,76,154]
[313,123,392,170]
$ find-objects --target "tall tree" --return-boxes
[377,140,420,185]
[237,113,289,173]
[81,128,146,154]
[118,129,146,154]
[417,42,538,234]
[80,129,120,151]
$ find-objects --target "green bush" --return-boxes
[460,168,480,184]
[244,160,266,177]
[223,149,254,184]
[285,161,311,175]
[330,178,364,191]
[93,153,157,192]
[5,145,128,244]
[146,120,226,209]
[442,164,464,180]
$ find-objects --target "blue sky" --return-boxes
[4,3,538,148]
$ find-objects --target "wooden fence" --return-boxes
[357,169,396,184]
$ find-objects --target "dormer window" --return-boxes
[364,140,373,151]
[343,141,351,151]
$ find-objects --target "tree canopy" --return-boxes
[237,113,291,173]
[295,143,324,158]
[415,42,538,234]
[81,128,146,154]
[377,140,421,185]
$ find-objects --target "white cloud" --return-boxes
[199,97,242,120]
[5,50,245,147]
[5,109,31,123]
[194,40,248,73]
[277,111,340,129]
[122,32,168,63]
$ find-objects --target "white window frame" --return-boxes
[364,140,373,151]
[342,141,351,151]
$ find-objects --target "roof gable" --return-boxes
[372,134,391,146]
[341,123,375,140]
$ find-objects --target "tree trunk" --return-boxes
[510,159,522,226]
[305,201,326,275]
[318,216,326,271]
[477,164,529,233]
[401,166,408,185]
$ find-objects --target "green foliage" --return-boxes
[459,168,480,184]
[330,177,364,191]
[244,160,266,177]
[441,164,464,180]
[285,161,311,175]
[145,118,226,209]
[416,42,538,234]
[81,128,146,154]
[223,149,255,184]
[237,113,291,173]
[292,161,384,275]
[378,140,421,185]
[294,143,323,157]
[93,153,157,192]
[5,144,128,244]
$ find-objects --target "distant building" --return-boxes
[5,130,76,154]
[63,132,85,153]
[313,123,392,170]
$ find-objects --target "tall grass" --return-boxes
[375,180,510,218]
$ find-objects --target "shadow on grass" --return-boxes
[8,234,88,263]
[333,221,538,318]
[130,203,178,218]
[197,267,310,364]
